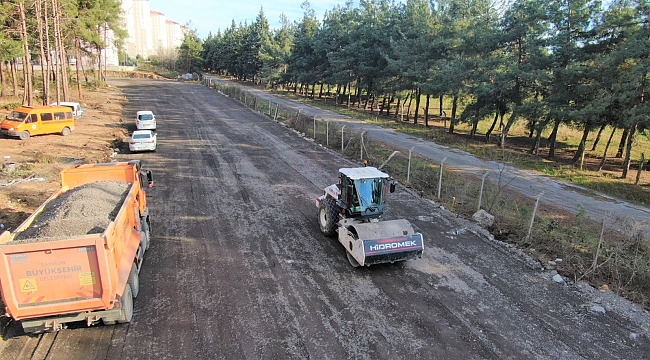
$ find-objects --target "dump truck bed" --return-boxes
[0,162,150,331]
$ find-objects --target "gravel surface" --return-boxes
[10,181,130,243]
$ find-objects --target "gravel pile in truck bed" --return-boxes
[10,181,131,243]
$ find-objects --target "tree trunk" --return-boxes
[485,112,499,143]
[424,94,430,127]
[591,123,607,151]
[499,106,520,148]
[346,83,351,107]
[395,97,401,119]
[18,2,33,105]
[449,94,458,134]
[635,153,645,185]
[53,0,68,99]
[621,123,638,179]
[318,83,323,98]
[528,120,536,137]
[356,82,361,107]
[530,128,542,155]
[616,128,628,158]
[414,88,421,124]
[547,118,562,159]
[597,126,617,172]
[439,95,443,117]
[101,25,107,85]
[11,60,18,96]
[386,95,394,116]
[75,37,83,100]
[406,92,414,121]
[572,123,593,166]
[44,0,54,90]
[80,56,89,83]
[0,62,6,97]
[35,0,49,105]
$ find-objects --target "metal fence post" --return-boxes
[360,131,366,161]
[407,146,415,184]
[526,192,544,241]
[274,103,279,120]
[341,125,346,152]
[326,120,329,146]
[437,157,447,199]
[478,172,488,212]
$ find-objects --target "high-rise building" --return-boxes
[150,10,167,53]
[120,0,185,60]
[166,20,185,52]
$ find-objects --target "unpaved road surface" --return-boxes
[1,78,649,359]
[205,76,650,236]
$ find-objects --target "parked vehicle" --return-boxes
[50,101,85,119]
[135,110,156,130]
[1,105,75,140]
[129,130,157,152]
[0,161,154,333]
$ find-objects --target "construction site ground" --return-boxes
[0,78,648,359]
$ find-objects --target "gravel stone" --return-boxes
[9,181,130,243]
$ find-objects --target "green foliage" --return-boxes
[177,27,204,73]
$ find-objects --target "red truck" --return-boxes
[0,161,153,332]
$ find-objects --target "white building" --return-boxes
[119,1,185,60]
[150,10,167,53]
[166,20,184,51]
[121,0,152,58]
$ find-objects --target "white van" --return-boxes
[51,102,85,118]
[135,110,156,130]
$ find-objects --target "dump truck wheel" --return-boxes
[117,286,134,324]
[347,251,360,268]
[18,131,30,140]
[61,127,71,136]
[128,263,140,298]
[319,198,339,236]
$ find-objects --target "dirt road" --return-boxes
[1,78,649,359]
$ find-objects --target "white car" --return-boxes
[135,110,156,130]
[129,130,157,152]
[51,101,85,118]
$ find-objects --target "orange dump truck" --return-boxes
[0,161,153,332]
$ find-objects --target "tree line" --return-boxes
[192,0,650,179]
[0,0,124,104]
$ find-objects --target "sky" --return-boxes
[152,0,359,39]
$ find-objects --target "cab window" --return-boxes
[27,114,38,123]
[7,111,28,121]
[41,113,53,121]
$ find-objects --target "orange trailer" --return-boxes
[0,161,153,332]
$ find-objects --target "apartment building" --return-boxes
[121,0,185,59]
